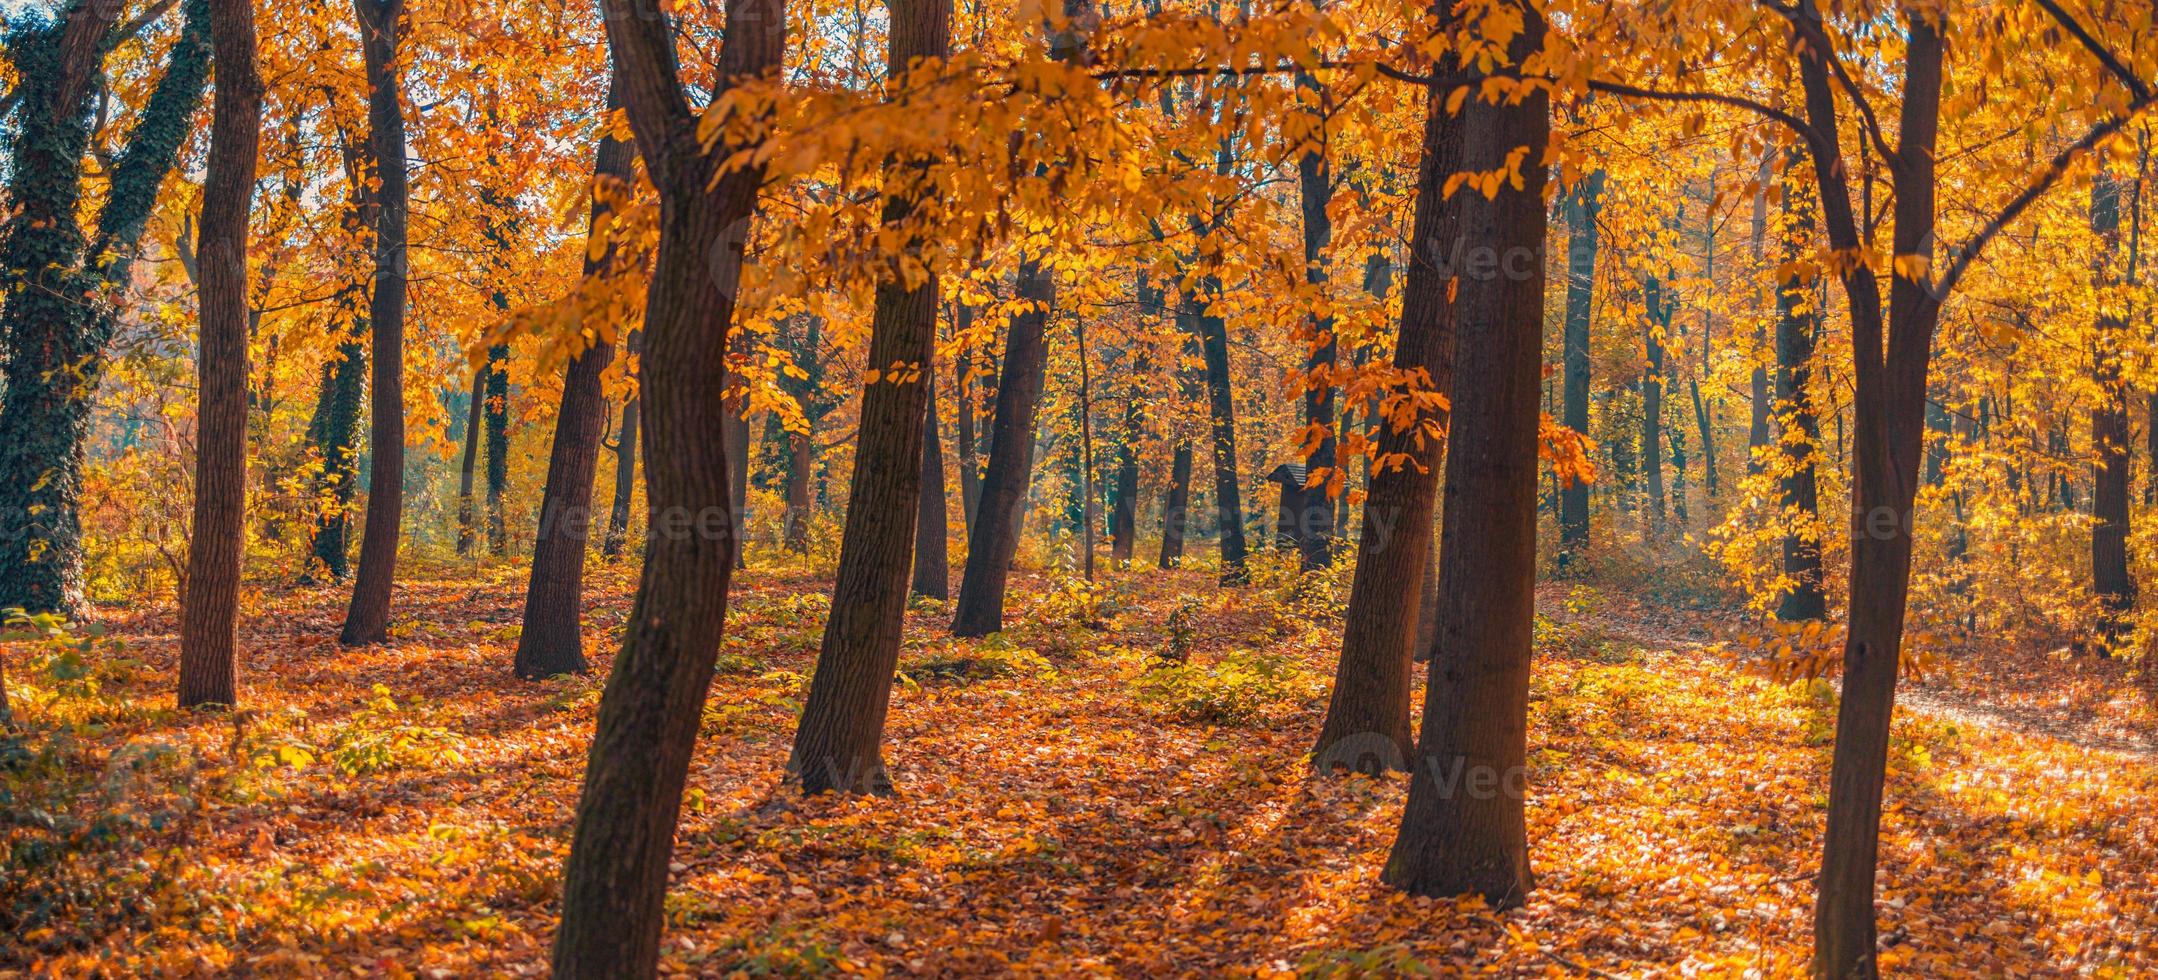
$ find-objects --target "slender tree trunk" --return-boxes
[1694,193,1719,498]
[1558,171,1601,558]
[783,428,815,552]
[1774,150,1826,623]
[2090,172,2135,640]
[955,305,982,530]
[1159,441,1194,568]
[789,0,952,793]
[1296,66,1338,571]
[0,0,210,616]
[602,384,639,558]
[1383,7,1548,905]
[1076,317,1099,580]
[1805,15,1944,975]
[1749,156,1773,472]
[456,367,486,555]
[726,385,751,570]
[1195,275,1249,583]
[1313,41,1462,773]
[340,0,411,647]
[1641,277,1668,531]
[914,374,951,598]
[178,0,262,710]
[550,0,783,971]
[308,326,366,579]
[951,261,1053,634]
[484,343,511,554]
[513,74,633,680]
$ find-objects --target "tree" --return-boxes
[1382,0,1547,904]
[512,74,635,680]
[338,0,410,647]
[177,0,263,710]
[915,374,951,599]
[1294,58,1338,572]
[0,0,211,617]
[550,0,785,970]
[1312,22,1462,774]
[306,139,372,582]
[601,335,640,559]
[791,0,955,795]
[2089,171,2135,641]
[1772,150,1825,623]
[1558,170,1602,559]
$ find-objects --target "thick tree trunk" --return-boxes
[602,389,639,558]
[178,0,262,710]
[1774,151,1827,623]
[951,261,1053,635]
[308,328,366,580]
[2090,173,2135,639]
[456,366,486,555]
[789,0,951,793]
[915,374,951,598]
[1313,44,1462,774]
[1804,15,1943,976]
[550,0,783,972]
[1158,442,1194,567]
[1195,276,1249,583]
[0,0,210,616]
[513,76,633,680]
[1382,7,1546,905]
[340,0,411,647]
[1558,171,1601,558]
[783,427,815,552]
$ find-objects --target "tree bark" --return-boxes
[484,343,511,554]
[1195,275,1249,583]
[1382,4,1546,904]
[951,259,1051,634]
[954,304,982,530]
[2090,172,2135,640]
[178,0,262,710]
[0,0,210,616]
[1558,170,1601,558]
[1313,38,1462,774]
[915,373,951,598]
[1296,65,1338,571]
[791,0,952,794]
[602,383,639,558]
[1641,276,1669,531]
[1773,150,1826,622]
[339,0,411,647]
[551,0,783,971]
[513,73,634,680]
[456,365,486,555]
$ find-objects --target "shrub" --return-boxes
[1132,649,1322,726]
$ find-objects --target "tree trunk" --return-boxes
[1296,66,1338,571]
[1804,15,1944,975]
[1641,276,1668,531]
[1076,317,1099,580]
[340,0,411,647]
[788,0,951,793]
[1195,276,1249,583]
[1158,441,1194,568]
[0,0,210,616]
[178,0,262,710]
[550,0,783,971]
[484,342,511,554]
[726,385,751,570]
[1773,149,1826,623]
[308,326,366,580]
[513,74,634,680]
[1749,157,1773,472]
[951,260,1053,635]
[955,305,982,530]
[456,365,486,555]
[602,387,639,558]
[1558,170,1601,559]
[1383,6,1546,905]
[1313,41,1463,774]
[914,374,951,598]
[783,427,815,552]
[2090,172,2135,640]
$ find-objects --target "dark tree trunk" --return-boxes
[178,0,262,710]
[1773,150,1826,623]
[1382,6,1546,905]
[1749,158,1773,472]
[915,374,951,598]
[550,0,783,972]
[1076,317,1099,580]
[1641,277,1668,531]
[308,327,366,580]
[726,385,751,570]
[783,427,815,552]
[1296,66,1338,571]
[1558,170,1601,558]
[456,365,486,555]
[954,305,982,530]
[1158,442,1194,568]
[1693,198,1719,498]
[1799,13,1944,975]
[513,74,634,680]
[2090,172,2135,639]
[792,0,954,794]
[484,342,511,554]
[1195,276,1249,583]
[778,315,825,553]
[602,386,639,558]
[951,260,1053,635]
[0,0,210,616]
[339,0,411,647]
[1313,42,1462,774]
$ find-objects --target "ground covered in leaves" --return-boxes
[4,555,2155,976]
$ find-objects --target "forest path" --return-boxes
[1542,585,2158,761]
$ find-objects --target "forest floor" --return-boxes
[4,553,2155,977]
